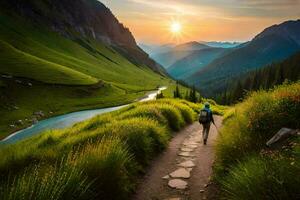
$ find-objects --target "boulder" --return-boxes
[266,128,299,147]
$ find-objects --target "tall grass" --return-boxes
[0,99,198,200]
[215,82,300,199]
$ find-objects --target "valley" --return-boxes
[0,0,299,200]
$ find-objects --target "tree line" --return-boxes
[215,51,300,104]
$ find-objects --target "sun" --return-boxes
[171,22,182,34]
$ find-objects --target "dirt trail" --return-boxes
[133,116,222,200]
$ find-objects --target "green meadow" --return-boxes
[214,82,300,199]
[0,99,200,200]
[0,13,188,138]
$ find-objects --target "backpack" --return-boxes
[199,109,210,124]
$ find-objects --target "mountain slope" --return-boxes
[0,0,165,76]
[188,19,300,96]
[218,51,300,104]
[151,41,211,68]
[0,0,184,137]
[168,47,229,79]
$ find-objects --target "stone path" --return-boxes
[133,116,222,200]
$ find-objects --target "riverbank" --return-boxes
[0,74,184,140]
[0,86,167,144]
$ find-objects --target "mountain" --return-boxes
[151,41,211,68]
[0,0,179,137]
[138,43,174,56]
[188,19,300,96]
[168,47,230,79]
[218,51,300,104]
[202,41,242,48]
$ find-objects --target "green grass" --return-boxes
[0,99,198,200]
[214,82,300,199]
[0,12,190,138]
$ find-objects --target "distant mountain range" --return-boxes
[201,41,242,48]
[168,47,230,79]
[144,41,211,68]
[141,19,300,98]
[188,19,300,96]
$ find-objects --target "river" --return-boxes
[0,87,167,145]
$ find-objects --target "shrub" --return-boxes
[216,83,300,171]
[220,155,300,200]
[215,82,300,199]
[77,137,135,200]
[0,159,93,200]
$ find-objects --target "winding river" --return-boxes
[1,87,167,145]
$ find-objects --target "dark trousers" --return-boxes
[202,123,211,142]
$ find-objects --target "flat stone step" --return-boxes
[178,160,196,168]
[178,152,195,157]
[168,179,188,189]
[180,147,194,152]
[170,168,191,178]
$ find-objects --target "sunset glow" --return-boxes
[102,0,300,44]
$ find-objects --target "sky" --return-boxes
[100,0,300,44]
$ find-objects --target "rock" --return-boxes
[32,118,38,124]
[15,80,22,84]
[180,147,194,152]
[178,152,194,157]
[183,141,198,146]
[34,111,45,117]
[162,175,170,179]
[9,124,15,128]
[28,83,32,86]
[13,106,19,110]
[164,198,181,200]
[266,128,299,147]
[200,189,205,193]
[170,168,190,178]
[187,168,193,172]
[16,120,23,125]
[168,179,188,189]
[178,160,195,168]
[2,75,12,79]
[183,144,198,148]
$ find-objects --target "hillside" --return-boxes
[0,0,183,138]
[187,19,300,96]
[0,99,200,200]
[215,83,300,199]
[217,51,300,104]
[168,47,229,79]
[151,41,211,68]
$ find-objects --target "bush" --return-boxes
[0,159,93,200]
[215,82,300,200]
[220,155,300,200]
[216,83,300,170]
[77,137,135,200]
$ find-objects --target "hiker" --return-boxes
[199,102,215,145]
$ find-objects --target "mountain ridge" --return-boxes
[187,19,300,96]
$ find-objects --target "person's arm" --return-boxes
[210,112,215,124]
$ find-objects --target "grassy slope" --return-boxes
[0,99,200,200]
[0,13,189,138]
[214,82,300,199]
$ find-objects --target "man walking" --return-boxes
[198,102,215,145]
